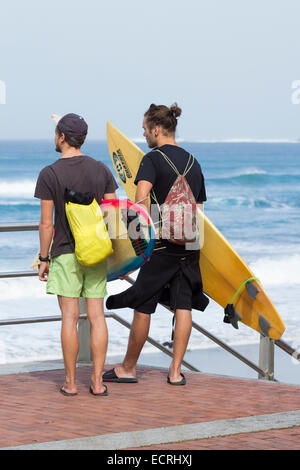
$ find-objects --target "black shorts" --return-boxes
[106,251,209,315]
[137,267,193,314]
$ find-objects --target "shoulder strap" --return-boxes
[152,149,195,177]
[48,166,75,249]
[153,149,180,176]
[182,153,195,177]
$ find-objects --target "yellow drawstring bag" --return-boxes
[48,168,113,266]
[65,196,113,266]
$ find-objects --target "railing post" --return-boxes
[77,298,91,362]
[258,335,275,380]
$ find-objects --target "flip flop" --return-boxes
[167,373,186,386]
[59,386,78,396]
[102,368,138,383]
[89,384,108,396]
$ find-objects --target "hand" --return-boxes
[39,261,49,281]
[119,270,136,281]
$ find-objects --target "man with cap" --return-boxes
[34,113,118,397]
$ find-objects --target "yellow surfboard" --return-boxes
[106,121,285,340]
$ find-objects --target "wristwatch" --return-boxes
[38,254,50,263]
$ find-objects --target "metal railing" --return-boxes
[0,223,299,381]
[0,311,198,372]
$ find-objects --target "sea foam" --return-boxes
[249,254,300,286]
[0,179,36,199]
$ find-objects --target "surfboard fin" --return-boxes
[246,280,260,300]
[223,304,241,330]
[259,315,271,337]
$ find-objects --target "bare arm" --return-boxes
[103,192,117,199]
[38,200,54,281]
[135,180,153,214]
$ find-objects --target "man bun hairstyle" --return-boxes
[144,103,182,135]
[169,103,182,119]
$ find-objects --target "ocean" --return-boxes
[0,139,299,376]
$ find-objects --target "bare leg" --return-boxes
[58,296,80,394]
[115,310,151,379]
[168,309,192,383]
[86,298,108,394]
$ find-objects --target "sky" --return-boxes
[0,0,300,141]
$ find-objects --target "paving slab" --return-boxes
[1,364,299,450]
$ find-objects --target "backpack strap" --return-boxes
[183,153,195,177]
[154,149,180,176]
[48,166,75,250]
[153,149,195,177]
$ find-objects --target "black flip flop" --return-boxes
[59,386,78,397]
[167,373,186,386]
[102,368,138,383]
[89,384,108,396]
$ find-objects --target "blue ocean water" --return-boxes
[0,139,299,366]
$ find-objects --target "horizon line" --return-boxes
[0,137,300,143]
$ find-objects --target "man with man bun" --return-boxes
[104,103,209,386]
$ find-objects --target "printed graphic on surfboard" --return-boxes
[112,149,133,184]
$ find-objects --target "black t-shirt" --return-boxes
[134,145,207,254]
[34,155,118,258]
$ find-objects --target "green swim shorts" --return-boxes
[46,253,107,298]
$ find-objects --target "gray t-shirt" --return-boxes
[34,155,118,258]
